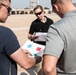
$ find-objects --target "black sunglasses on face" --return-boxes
[35,11,42,16]
[1,3,12,13]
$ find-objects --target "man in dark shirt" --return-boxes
[28,5,54,45]
[27,5,54,75]
[0,0,42,75]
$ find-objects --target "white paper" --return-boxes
[22,40,45,57]
[34,32,47,41]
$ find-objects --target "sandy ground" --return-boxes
[0,13,60,75]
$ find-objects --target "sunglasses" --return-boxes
[35,11,42,16]
[1,3,12,13]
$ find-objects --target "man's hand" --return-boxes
[29,35,38,41]
[35,56,42,64]
[23,50,32,56]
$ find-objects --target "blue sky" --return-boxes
[11,0,76,9]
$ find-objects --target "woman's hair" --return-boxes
[33,5,43,11]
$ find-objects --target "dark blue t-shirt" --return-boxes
[0,26,20,75]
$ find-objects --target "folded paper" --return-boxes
[22,40,45,57]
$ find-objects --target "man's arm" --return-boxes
[42,55,58,75]
[28,33,33,40]
[10,47,42,69]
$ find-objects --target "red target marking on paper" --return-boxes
[36,47,41,51]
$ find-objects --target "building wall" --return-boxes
[10,9,52,15]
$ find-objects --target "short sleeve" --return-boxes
[44,25,64,58]
[3,28,20,55]
[29,20,39,34]
[29,22,35,34]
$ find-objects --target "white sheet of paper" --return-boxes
[34,32,47,41]
[22,40,45,57]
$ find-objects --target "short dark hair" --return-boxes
[9,0,11,2]
[33,5,43,12]
[51,0,57,9]
[0,0,11,3]
[51,0,57,5]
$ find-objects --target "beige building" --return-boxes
[10,8,52,15]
